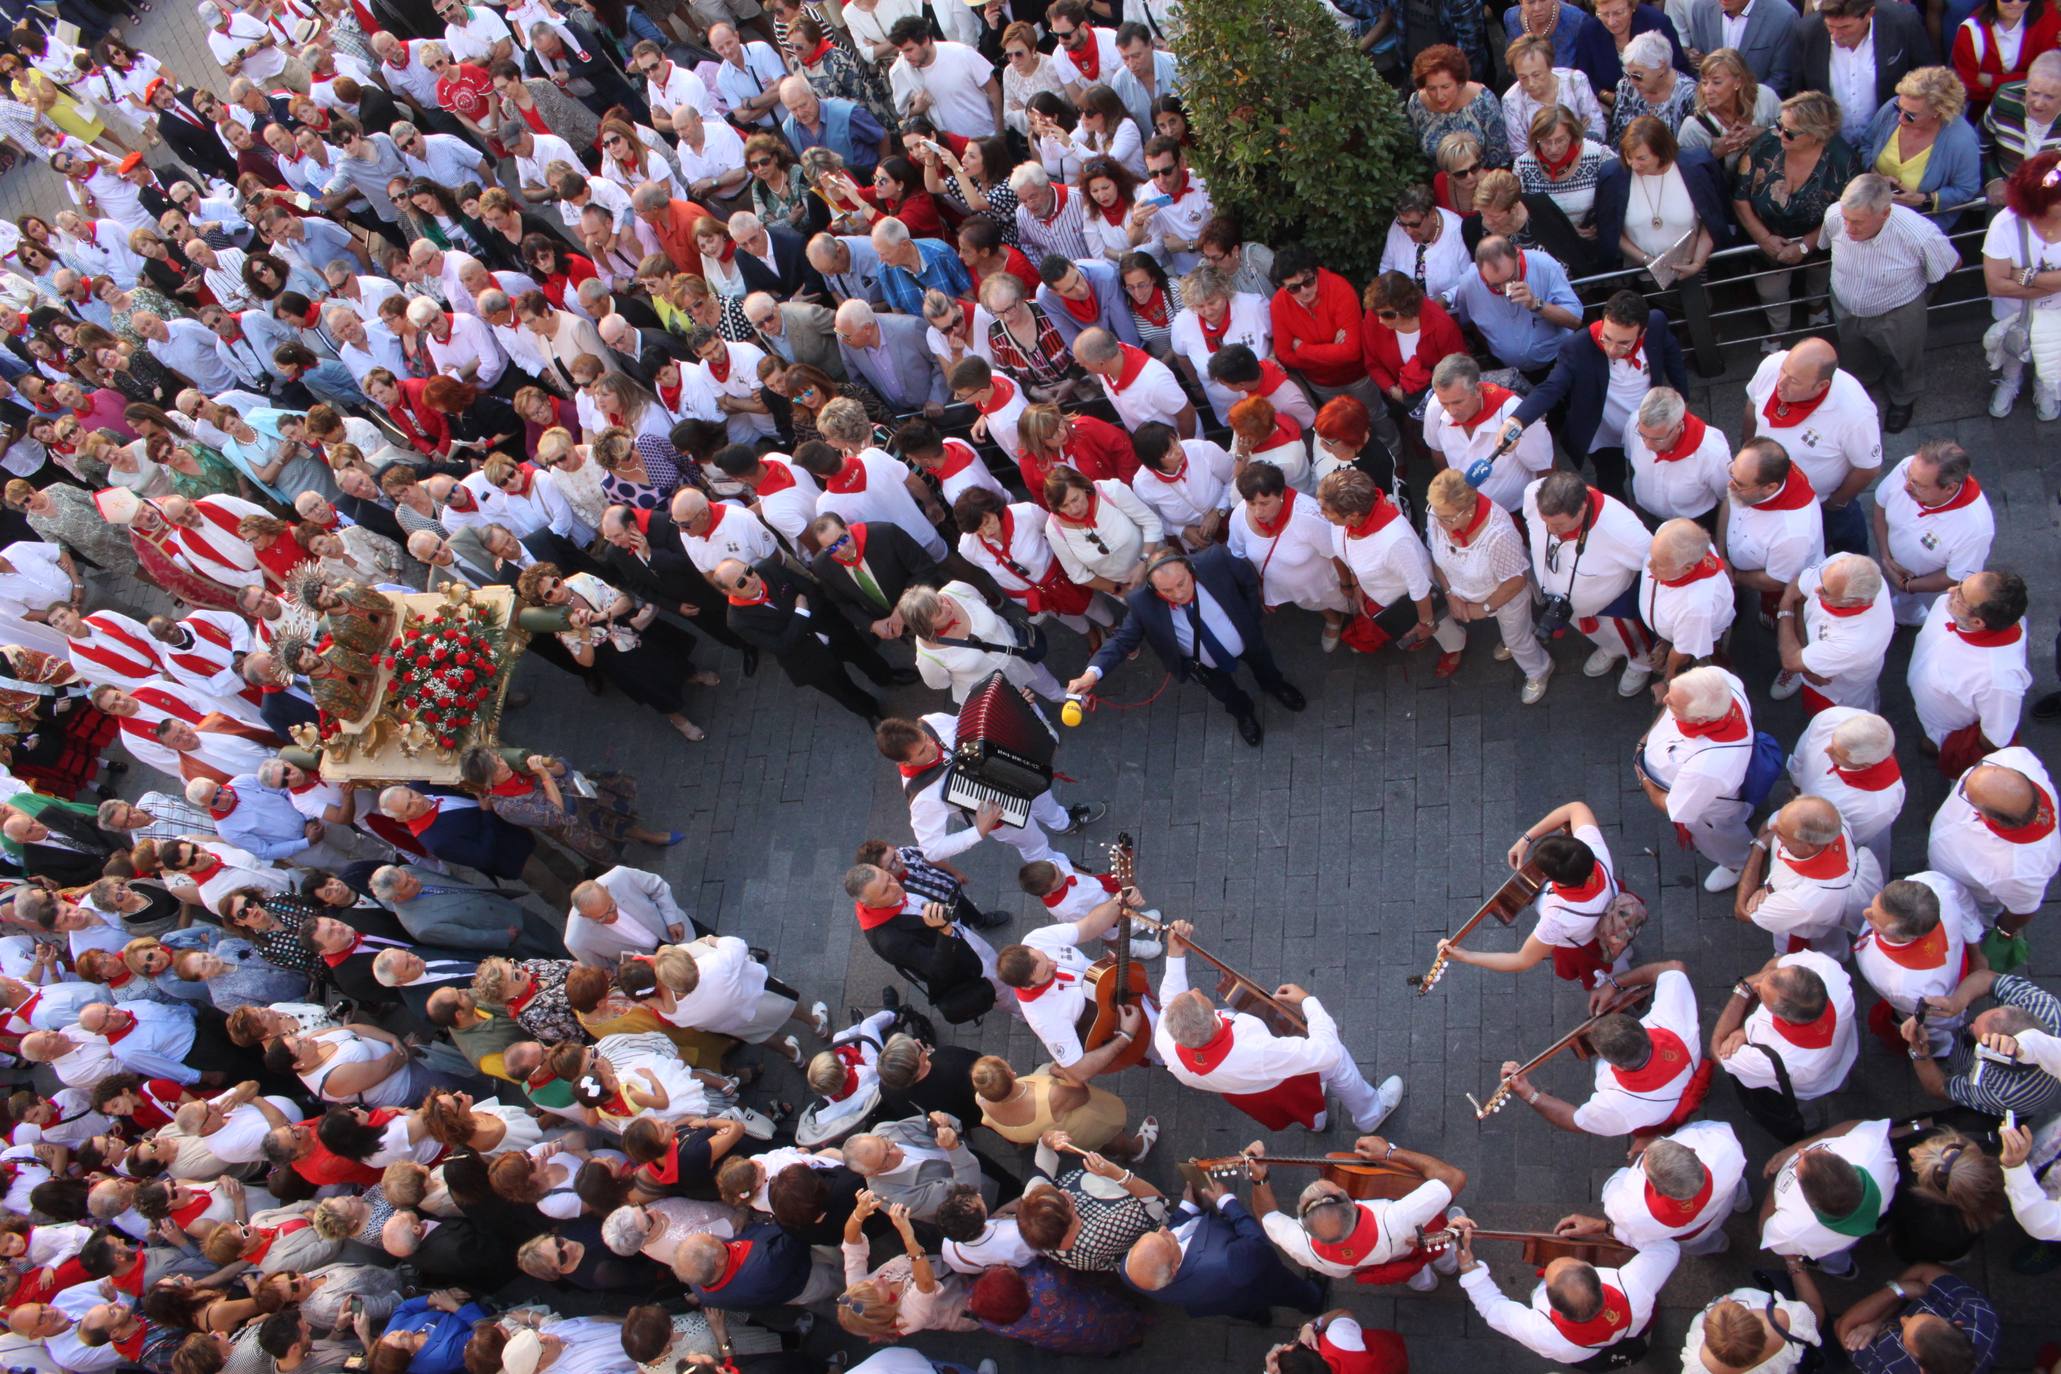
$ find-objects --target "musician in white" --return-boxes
[1422,355,1552,513]
[993,886,1153,1084]
[1251,1135,1468,1291]
[1854,876,1983,1058]
[1501,961,1707,1139]
[1455,1224,1680,1365]
[874,714,1098,873]
[1785,708,1905,872]
[1905,570,2033,762]
[1436,799,1627,989]
[1759,1118,1899,1277]
[1226,463,1349,651]
[1154,920,1403,1133]
[1522,470,1656,698]
[1624,388,1730,522]
[1925,746,2060,937]
[1639,520,1735,694]
[1423,468,1552,704]
[1635,666,1757,892]
[1555,1124,1748,1254]
[1129,424,1236,549]
[1710,952,1860,1102]
[1735,796,1882,960]
[1870,441,1995,625]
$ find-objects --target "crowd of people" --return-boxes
[0,0,2053,1368]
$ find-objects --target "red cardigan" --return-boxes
[1269,268,1366,388]
[1016,413,1139,504]
[389,376,452,458]
[1360,297,1466,395]
[1951,10,2061,107]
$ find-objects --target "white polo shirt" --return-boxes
[1875,458,1995,624]
[1572,969,1702,1137]
[1722,951,1859,1100]
[1260,1177,1455,1277]
[889,41,999,138]
[932,438,1009,508]
[1638,556,1735,660]
[1640,669,1754,832]
[1422,385,1551,512]
[1458,1242,1680,1365]
[1745,356,1883,498]
[1131,439,1235,531]
[1724,472,1823,581]
[1747,818,1881,960]
[1144,174,1214,275]
[1331,504,1436,611]
[647,61,719,120]
[1096,344,1190,434]
[1523,482,1651,617]
[1015,922,1094,1068]
[816,449,948,560]
[1852,869,1981,1056]
[1600,1120,1746,1247]
[1905,594,2032,748]
[1784,707,1905,851]
[1625,414,1731,520]
[748,457,821,546]
[1925,745,2061,918]
[1531,823,1619,949]
[1761,1118,1898,1259]
[681,502,779,574]
[1795,562,1895,711]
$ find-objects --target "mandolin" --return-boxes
[1467,985,1651,1120]
[1418,1225,1637,1269]
[1409,831,1563,994]
[1190,1151,1426,1200]
[1082,832,1152,1072]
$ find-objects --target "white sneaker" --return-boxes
[1431,1206,1466,1274]
[1493,642,1512,661]
[1354,1075,1404,1132]
[777,1034,804,1066]
[1617,662,1652,698]
[1321,623,1341,653]
[1759,337,1782,355]
[1406,1264,1439,1292]
[2040,388,2061,422]
[1131,1115,1159,1163]
[809,1001,831,1037]
[1769,670,1802,701]
[1521,662,1554,705]
[978,1361,999,1374]
[1991,375,2023,418]
[1582,646,1620,677]
[1703,865,1743,893]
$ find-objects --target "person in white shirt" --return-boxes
[714,449,822,551]
[409,297,507,389]
[1557,1123,1747,1255]
[670,489,778,574]
[1722,437,1825,625]
[1759,1117,1899,1276]
[1456,1226,1681,1365]
[899,579,1067,704]
[1925,745,2061,937]
[802,407,953,561]
[1419,467,1553,699]
[1786,707,1905,870]
[887,30,1003,138]
[1905,569,2032,767]
[897,419,1010,511]
[1125,422,1233,547]
[1043,467,1166,591]
[394,123,494,191]
[510,125,583,201]
[1869,440,1995,625]
[1322,467,1465,668]
[1133,138,1213,274]
[877,711,1098,871]
[1500,962,1708,1138]
[1438,798,1631,988]
[1736,794,1882,959]
[1422,354,1553,513]
[2001,1115,2061,1242]
[1741,338,1882,555]
[1624,387,1730,522]
[1640,518,1736,693]
[1075,327,1196,437]
[1165,271,1271,425]
[633,936,828,1058]
[1254,1135,1468,1291]
[678,110,749,206]
[1772,553,1895,709]
[1378,189,1470,300]
[996,885,1155,1082]
[1637,665,1758,890]
[1853,875,1983,1057]
[1523,470,1657,697]
[1712,950,1860,1102]
[1227,462,1350,648]
[565,867,690,967]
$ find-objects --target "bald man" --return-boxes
[1735,795,1883,960]
[1743,338,1883,555]
[1120,1161,1324,1321]
[1638,518,1736,696]
[1927,748,2061,939]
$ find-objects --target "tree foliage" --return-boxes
[1172,0,1423,286]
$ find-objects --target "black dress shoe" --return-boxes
[971,908,1014,929]
[1884,402,1914,434]
[880,984,901,1011]
[1061,801,1106,833]
[1235,713,1264,746]
[2035,691,2061,720]
[888,667,920,686]
[1269,682,1307,712]
[741,645,760,677]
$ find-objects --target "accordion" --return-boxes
[946,671,1057,829]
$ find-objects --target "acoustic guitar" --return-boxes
[1418,1225,1637,1269]
[1082,831,1151,1072]
[1189,1151,1426,1200]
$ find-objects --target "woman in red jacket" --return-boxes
[1267,243,1371,407]
[1014,403,1139,503]
[1358,270,1466,460]
[1952,0,2061,116]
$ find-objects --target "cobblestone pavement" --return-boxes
[30,13,2061,1368]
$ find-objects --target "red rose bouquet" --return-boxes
[382,602,504,750]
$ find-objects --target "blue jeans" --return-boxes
[1823,500,1869,556]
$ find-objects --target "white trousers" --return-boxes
[1584,613,1657,670]
[1682,799,1755,869]
[1321,1053,1388,1132]
[1485,595,1553,677]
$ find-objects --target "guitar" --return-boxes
[1190,1151,1426,1200]
[1467,985,1651,1120]
[1409,833,1560,994]
[1419,1225,1637,1269]
[1082,831,1151,1072]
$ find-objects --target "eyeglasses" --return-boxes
[1449,162,1482,176]
[603,134,626,146]
[1283,274,1317,293]
[746,156,774,168]
[1897,105,1921,123]
[1777,124,1801,140]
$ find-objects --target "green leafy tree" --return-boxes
[1171,0,1423,286]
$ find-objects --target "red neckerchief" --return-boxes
[211,784,240,816]
[1552,489,1603,543]
[656,373,684,411]
[1948,618,2024,648]
[1162,165,1192,200]
[1308,1203,1383,1266]
[637,1138,683,1186]
[1677,702,1747,741]
[107,1250,147,1296]
[404,800,442,837]
[975,376,1018,415]
[1749,465,1817,511]
[1037,873,1120,908]
[826,456,867,494]
[1133,281,1169,324]
[1344,494,1401,538]
[505,977,541,1016]
[100,1012,138,1044]
[1590,321,1644,371]
[1770,1003,1838,1049]
[1660,552,1725,586]
[1095,192,1131,227]
[171,1186,216,1229]
[1071,35,1102,80]
[937,440,978,478]
[185,854,226,885]
[1609,1028,1692,1091]
[321,934,363,968]
[1057,289,1099,325]
[1033,185,1071,224]
[1257,414,1302,453]
[825,1041,867,1100]
[1917,476,1982,516]
[1832,755,1900,791]
[1251,487,1299,538]
[1978,785,2057,843]
[1643,1167,1713,1226]
[489,773,535,797]
[701,1239,754,1291]
[854,899,905,930]
[726,581,770,607]
[102,966,134,989]
[835,521,871,567]
[1197,307,1230,352]
[1050,488,1102,529]
[1445,492,1494,547]
[1109,343,1153,391]
[1817,592,1871,618]
[1760,381,1830,428]
[705,348,731,383]
[505,463,537,498]
[1452,382,1514,436]
[1551,860,1609,905]
[704,504,731,538]
[1651,414,1706,462]
[1173,1015,1236,1073]
[802,35,834,64]
[755,460,796,495]
[1870,922,1949,970]
[1537,137,1582,178]
[1013,968,1076,1001]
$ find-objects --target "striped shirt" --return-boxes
[1980,80,2061,181]
[1945,974,2061,1117]
[1822,202,1962,317]
[127,791,220,842]
[1014,186,1094,264]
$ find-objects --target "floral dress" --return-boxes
[482,756,643,866]
[797,37,897,130]
[24,483,139,574]
[1408,86,1510,167]
[503,958,587,1044]
[1736,131,1863,240]
[977,1259,1148,1355]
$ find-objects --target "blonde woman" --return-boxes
[837,1191,978,1341]
[1678,49,1778,173]
[534,426,608,533]
[420,1086,546,1157]
[971,1054,1154,1159]
[1862,67,1981,226]
[1892,1129,2006,1260]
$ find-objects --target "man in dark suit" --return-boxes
[716,556,911,722]
[147,81,237,185]
[1121,1173,1325,1321]
[833,303,947,412]
[3,809,115,886]
[1068,545,1305,748]
[676,1222,839,1310]
[594,315,683,388]
[806,514,943,639]
[731,216,825,301]
[597,505,758,662]
[374,786,536,885]
[1797,0,1935,134]
[298,907,479,1017]
[387,1211,526,1291]
[1683,0,1801,93]
[365,862,567,958]
[370,945,483,1027]
[842,861,998,1016]
[1505,288,1689,502]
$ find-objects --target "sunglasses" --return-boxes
[1283,275,1317,292]
[1897,106,1921,122]
[1375,308,1401,319]
[1148,164,1178,180]
[1777,124,1801,140]
[1449,162,1482,176]
[747,156,774,168]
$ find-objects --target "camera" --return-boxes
[1534,593,1574,642]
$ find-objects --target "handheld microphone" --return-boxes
[1060,694,1085,727]
[1466,422,1524,488]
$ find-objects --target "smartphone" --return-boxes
[1143,193,1174,209]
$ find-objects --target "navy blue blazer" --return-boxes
[691,1223,816,1309]
[1572,3,1694,94]
[416,788,534,881]
[1124,1199,1320,1320]
[1512,306,1689,458]
[1591,146,1734,272]
[1086,544,1268,683]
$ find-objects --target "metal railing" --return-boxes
[1563,197,1994,376]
